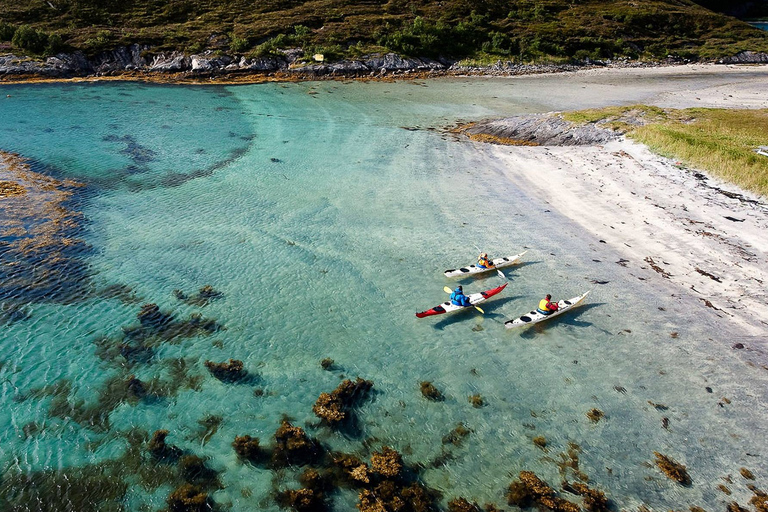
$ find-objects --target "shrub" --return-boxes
[0,21,15,41]
[230,36,249,53]
[12,25,48,53]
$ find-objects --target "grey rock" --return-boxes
[92,44,148,73]
[238,56,286,71]
[190,53,233,73]
[364,53,445,71]
[465,114,619,146]
[149,52,190,72]
[720,51,768,64]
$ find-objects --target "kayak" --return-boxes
[504,291,590,329]
[416,283,508,318]
[444,251,527,278]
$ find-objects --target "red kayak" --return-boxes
[416,283,507,318]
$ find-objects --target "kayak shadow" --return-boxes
[515,302,604,338]
[431,296,522,330]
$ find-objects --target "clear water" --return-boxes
[749,21,768,31]
[0,75,767,511]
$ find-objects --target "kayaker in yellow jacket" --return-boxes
[477,252,494,269]
[537,294,559,315]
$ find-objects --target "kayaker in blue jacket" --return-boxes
[450,286,472,307]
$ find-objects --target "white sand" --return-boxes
[481,65,768,336]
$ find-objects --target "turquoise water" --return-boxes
[749,21,768,31]
[0,77,766,511]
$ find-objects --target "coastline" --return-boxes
[1,45,766,85]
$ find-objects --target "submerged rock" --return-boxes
[272,420,323,467]
[167,483,213,512]
[370,446,403,480]
[233,435,265,462]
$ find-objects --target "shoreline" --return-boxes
[1,46,766,85]
[462,113,768,337]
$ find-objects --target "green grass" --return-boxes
[0,0,767,62]
[565,106,768,197]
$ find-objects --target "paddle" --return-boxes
[443,286,484,314]
[472,244,507,280]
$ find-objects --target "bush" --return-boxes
[0,21,15,41]
[12,25,49,53]
[230,36,249,53]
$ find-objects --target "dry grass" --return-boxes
[632,108,768,197]
[564,106,768,197]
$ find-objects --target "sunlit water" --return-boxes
[0,74,767,511]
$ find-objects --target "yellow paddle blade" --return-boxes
[444,286,452,294]
[474,306,484,314]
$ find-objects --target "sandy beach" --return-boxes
[470,65,768,338]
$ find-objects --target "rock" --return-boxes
[150,52,191,72]
[720,51,768,64]
[464,113,618,146]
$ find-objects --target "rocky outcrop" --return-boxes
[0,47,447,78]
[720,51,768,64]
[462,113,619,146]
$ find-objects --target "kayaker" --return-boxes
[537,294,559,315]
[477,252,494,269]
[450,286,472,307]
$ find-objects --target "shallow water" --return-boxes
[0,75,767,511]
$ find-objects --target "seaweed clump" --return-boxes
[370,446,404,480]
[272,420,323,467]
[568,482,610,512]
[233,435,266,463]
[174,285,223,306]
[442,423,472,447]
[277,468,333,511]
[468,394,485,408]
[331,452,371,485]
[420,381,444,401]
[148,429,182,461]
[448,497,482,512]
[533,436,547,450]
[586,409,604,422]
[312,377,373,426]
[204,359,246,382]
[654,452,691,485]
[750,488,768,512]
[507,471,579,512]
[167,483,213,512]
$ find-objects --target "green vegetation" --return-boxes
[0,0,767,61]
[564,105,768,197]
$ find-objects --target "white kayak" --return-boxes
[444,251,527,278]
[504,291,590,329]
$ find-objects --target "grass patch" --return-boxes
[565,106,768,196]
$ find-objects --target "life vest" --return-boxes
[451,289,470,306]
[478,255,492,268]
[538,298,557,312]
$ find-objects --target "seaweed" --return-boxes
[749,488,768,512]
[272,420,323,467]
[653,452,691,485]
[148,429,182,461]
[568,482,610,512]
[204,359,246,382]
[448,497,482,512]
[468,394,485,408]
[320,358,335,370]
[312,378,373,426]
[420,381,444,401]
[167,483,214,512]
[586,409,604,422]
[370,446,404,480]
[442,423,472,446]
[726,503,749,512]
[178,455,219,487]
[533,436,547,450]
[276,488,326,512]
[233,435,266,462]
[741,467,755,480]
[330,452,371,486]
[507,471,579,512]
[175,285,222,306]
